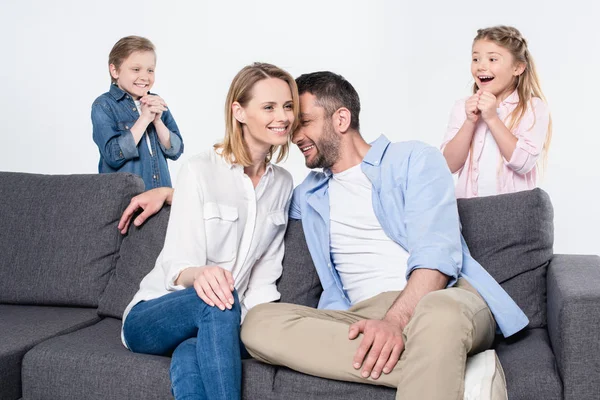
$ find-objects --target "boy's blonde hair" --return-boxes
[108,36,155,84]
[473,26,552,170]
[215,62,299,166]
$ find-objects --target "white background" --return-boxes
[1,0,598,256]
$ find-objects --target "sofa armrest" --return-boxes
[547,254,600,400]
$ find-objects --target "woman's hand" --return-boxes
[192,266,235,310]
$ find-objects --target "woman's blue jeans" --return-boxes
[123,287,247,400]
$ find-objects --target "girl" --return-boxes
[92,36,184,190]
[441,26,551,198]
[121,63,298,399]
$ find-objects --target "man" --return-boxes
[240,72,527,400]
[119,71,528,400]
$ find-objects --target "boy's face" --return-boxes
[110,51,156,100]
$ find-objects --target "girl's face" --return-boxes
[234,78,295,151]
[110,51,156,100]
[471,39,525,101]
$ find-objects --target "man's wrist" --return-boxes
[383,309,411,330]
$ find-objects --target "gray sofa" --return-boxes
[0,171,599,400]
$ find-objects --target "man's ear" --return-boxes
[232,102,245,123]
[334,107,352,134]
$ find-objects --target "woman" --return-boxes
[121,62,298,399]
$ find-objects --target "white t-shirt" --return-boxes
[122,150,293,346]
[477,128,500,197]
[329,164,409,305]
[134,100,153,156]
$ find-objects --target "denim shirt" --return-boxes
[290,135,529,338]
[92,84,184,189]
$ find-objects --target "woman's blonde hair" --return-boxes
[214,62,299,166]
[473,26,552,171]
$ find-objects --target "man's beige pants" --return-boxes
[241,279,507,400]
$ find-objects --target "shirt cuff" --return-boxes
[160,132,182,157]
[117,131,139,160]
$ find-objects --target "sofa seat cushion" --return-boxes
[22,317,172,400]
[0,172,144,307]
[458,188,554,328]
[495,328,563,400]
[22,316,286,400]
[0,305,100,400]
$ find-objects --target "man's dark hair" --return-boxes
[296,71,361,131]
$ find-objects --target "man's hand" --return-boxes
[118,187,173,234]
[349,319,405,380]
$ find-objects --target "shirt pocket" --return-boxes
[203,202,239,264]
[255,209,287,260]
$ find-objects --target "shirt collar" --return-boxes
[108,84,156,102]
[227,159,274,175]
[500,90,519,106]
[362,135,391,166]
[320,134,390,176]
[108,84,129,101]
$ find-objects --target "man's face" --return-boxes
[292,93,340,169]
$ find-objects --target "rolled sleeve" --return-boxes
[289,188,302,219]
[91,102,139,168]
[159,109,184,160]
[403,146,463,284]
[160,131,183,158]
[241,210,288,313]
[441,99,468,174]
[116,130,138,159]
[504,98,550,174]
[441,99,467,152]
[159,161,207,291]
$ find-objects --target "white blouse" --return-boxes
[122,150,293,343]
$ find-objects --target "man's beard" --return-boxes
[306,121,340,169]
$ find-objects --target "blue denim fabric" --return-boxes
[123,288,246,400]
[92,84,184,189]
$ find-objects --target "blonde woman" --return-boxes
[121,63,298,400]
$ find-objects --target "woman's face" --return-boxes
[236,77,295,150]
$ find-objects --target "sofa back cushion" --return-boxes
[98,213,323,318]
[98,207,170,318]
[457,188,554,328]
[278,219,322,307]
[0,172,144,307]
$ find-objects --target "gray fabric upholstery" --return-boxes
[22,318,173,400]
[0,172,144,307]
[21,316,320,400]
[495,328,562,400]
[272,367,395,400]
[98,207,171,319]
[278,219,323,308]
[242,359,278,400]
[457,188,554,328]
[0,305,100,400]
[547,254,600,400]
